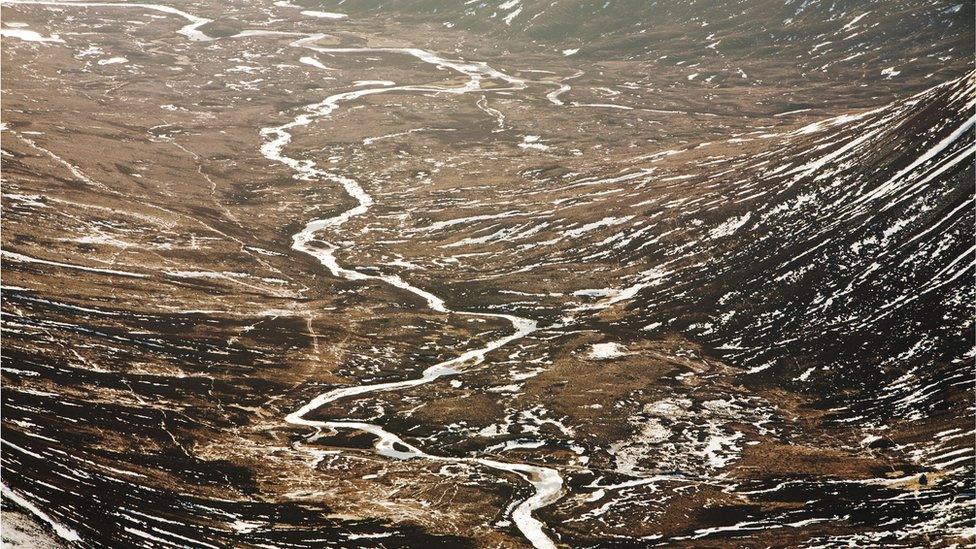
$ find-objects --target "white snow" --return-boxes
[299,56,333,71]
[412,210,521,232]
[518,135,550,151]
[588,342,629,360]
[97,56,128,65]
[301,10,347,19]
[1,485,81,542]
[708,212,751,239]
[503,6,522,25]
[565,216,634,238]
[881,67,901,79]
[0,28,63,43]
[573,102,633,110]
[1,0,213,41]
[843,12,870,30]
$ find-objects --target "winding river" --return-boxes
[267,38,563,549]
[1,1,565,547]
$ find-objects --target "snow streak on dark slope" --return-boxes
[388,73,975,546]
[1,297,477,547]
[330,0,972,69]
[615,73,976,545]
[1,0,973,547]
[626,74,974,397]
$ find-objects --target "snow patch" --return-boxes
[588,342,629,360]
[709,212,751,239]
[881,67,901,79]
[299,56,333,71]
[518,135,550,151]
[301,10,347,19]
[97,56,128,65]
[1,28,63,43]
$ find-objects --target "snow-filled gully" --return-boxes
[0,1,564,547]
